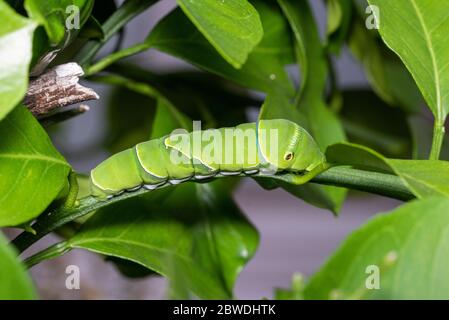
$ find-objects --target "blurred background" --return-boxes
[16,0,403,299]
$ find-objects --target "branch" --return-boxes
[11,167,414,255]
[13,188,149,254]
[312,167,415,201]
[24,63,99,117]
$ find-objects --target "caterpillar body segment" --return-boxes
[90,119,326,199]
[135,140,168,183]
[90,149,142,198]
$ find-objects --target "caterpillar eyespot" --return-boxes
[89,119,326,199]
[284,152,294,161]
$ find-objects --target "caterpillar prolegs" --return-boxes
[90,119,326,199]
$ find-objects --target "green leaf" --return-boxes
[326,0,352,54]
[327,0,344,36]
[274,273,304,300]
[150,96,192,138]
[104,84,156,153]
[0,1,36,121]
[74,0,161,68]
[105,256,158,279]
[0,105,71,227]
[176,0,263,68]
[148,3,294,96]
[90,72,190,141]
[78,16,104,40]
[279,0,346,155]
[340,89,412,158]
[327,142,449,198]
[95,67,252,153]
[304,197,449,299]
[25,0,95,75]
[101,65,257,128]
[24,0,94,46]
[278,0,326,104]
[348,15,423,113]
[258,93,342,214]
[368,0,449,122]
[0,232,37,299]
[277,0,347,213]
[146,70,256,128]
[67,181,258,299]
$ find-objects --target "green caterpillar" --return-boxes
[90,119,326,199]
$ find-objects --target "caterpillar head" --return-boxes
[258,119,325,173]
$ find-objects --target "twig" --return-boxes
[312,167,414,201]
[24,63,99,117]
[12,167,414,254]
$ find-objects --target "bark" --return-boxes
[24,63,99,117]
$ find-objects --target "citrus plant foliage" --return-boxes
[1,0,449,299]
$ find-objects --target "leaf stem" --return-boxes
[429,121,445,160]
[12,167,415,255]
[23,241,71,269]
[85,43,152,76]
[74,0,157,68]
